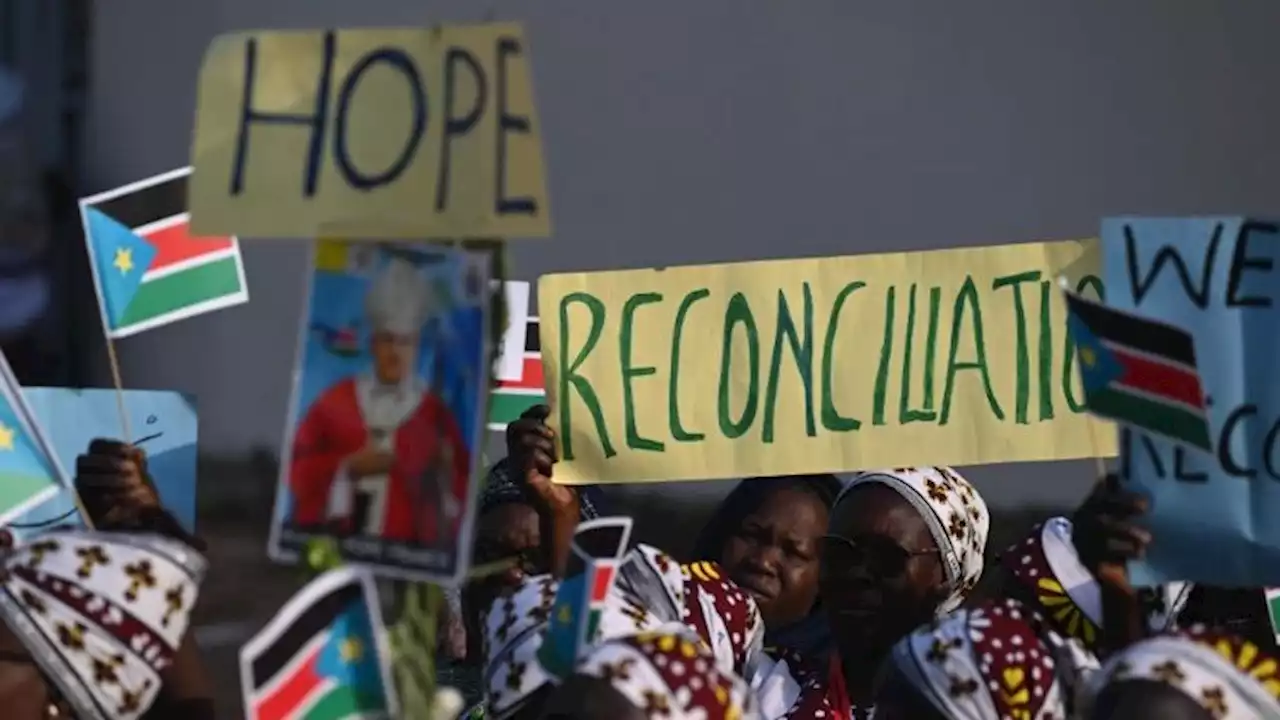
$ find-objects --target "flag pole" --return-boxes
[103,337,132,442]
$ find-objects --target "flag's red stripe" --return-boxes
[140,220,235,272]
[1113,348,1205,409]
[589,565,615,603]
[253,646,323,720]
[497,356,544,390]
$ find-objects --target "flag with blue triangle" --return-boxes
[80,168,249,339]
[1063,285,1213,451]
[538,517,632,678]
[0,351,68,526]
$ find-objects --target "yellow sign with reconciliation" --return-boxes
[538,239,1116,484]
[190,24,551,239]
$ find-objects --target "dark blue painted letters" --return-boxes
[495,37,537,216]
[333,48,427,190]
[231,31,336,196]
[435,48,487,211]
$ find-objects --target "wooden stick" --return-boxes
[103,337,132,442]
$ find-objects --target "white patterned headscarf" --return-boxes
[839,467,990,614]
[0,529,206,720]
[1001,517,1193,650]
[575,630,760,719]
[881,598,1098,720]
[481,544,765,719]
[1080,626,1280,720]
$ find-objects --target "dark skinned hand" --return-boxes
[505,405,579,576]
[75,438,161,527]
[1072,473,1152,652]
[74,438,203,550]
[505,405,578,517]
[1072,473,1152,570]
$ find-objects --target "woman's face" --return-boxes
[819,484,946,663]
[720,485,826,628]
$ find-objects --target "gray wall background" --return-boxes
[84,0,1280,510]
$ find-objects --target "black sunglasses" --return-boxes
[820,534,937,579]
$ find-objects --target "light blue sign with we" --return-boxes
[1102,217,1280,586]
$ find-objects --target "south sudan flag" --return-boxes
[240,568,394,720]
[1064,289,1212,451]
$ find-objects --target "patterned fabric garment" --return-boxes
[680,559,765,679]
[1001,517,1193,652]
[881,598,1099,720]
[0,529,206,720]
[1081,624,1280,719]
[575,630,760,719]
[757,648,872,720]
[479,545,765,719]
[839,467,990,614]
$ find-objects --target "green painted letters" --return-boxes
[717,292,760,439]
[898,284,941,424]
[820,281,864,432]
[668,288,710,442]
[992,271,1040,424]
[939,276,1004,425]
[763,283,816,443]
[620,292,664,452]
[557,292,615,460]
[872,286,896,425]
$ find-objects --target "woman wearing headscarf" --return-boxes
[473,543,765,719]
[44,438,213,718]
[1007,475,1280,660]
[755,467,991,719]
[1000,516,1191,654]
[540,630,759,719]
[451,408,606,709]
[693,474,843,658]
[0,526,207,719]
[1080,624,1280,720]
[872,597,1097,720]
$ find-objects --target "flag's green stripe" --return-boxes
[0,473,54,513]
[303,685,386,720]
[1268,595,1280,628]
[488,392,545,427]
[118,257,242,327]
[1087,388,1212,449]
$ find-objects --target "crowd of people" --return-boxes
[0,405,1278,719]
[436,405,1280,719]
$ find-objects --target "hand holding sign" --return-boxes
[1101,216,1280,586]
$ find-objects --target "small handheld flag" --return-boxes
[1062,286,1213,451]
[239,566,397,720]
[0,350,68,526]
[538,516,633,678]
[80,167,249,339]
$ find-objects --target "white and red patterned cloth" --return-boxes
[480,544,765,719]
[1001,517,1192,652]
[882,598,1098,720]
[839,467,990,615]
[576,630,760,719]
[1081,624,1280,720]
[0,529,206,720]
